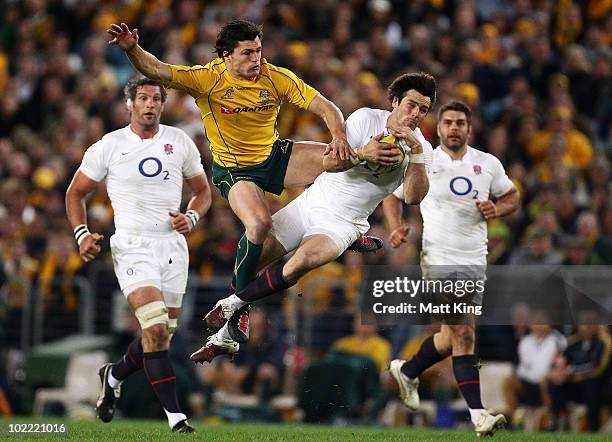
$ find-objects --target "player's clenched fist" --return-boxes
[169,210,198,235]
[79,233,104,263]
[357,133,402,165]
[476,200,498,219]
[107,23,139,52]
[386,124,423,154]
[389,225,411,248]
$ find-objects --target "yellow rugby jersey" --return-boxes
[168,58,319,167]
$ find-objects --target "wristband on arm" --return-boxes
[410,153,425,164]
[185,210,199,228]
[74,224,91,246]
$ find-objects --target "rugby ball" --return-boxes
[365,135,408,174]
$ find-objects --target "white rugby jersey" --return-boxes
[395,146,514,256]
[304,107,433,231]
[517,330,566,383]
[80,124,204,234]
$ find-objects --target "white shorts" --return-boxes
[270,193,364,256]
[420,250,487,305]
[421,250,487,271]
[110,231,189,307]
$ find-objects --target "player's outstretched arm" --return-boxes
[65,171,104,262]
[107,22,172,81]
[307,94,353,161]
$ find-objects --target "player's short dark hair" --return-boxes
[215,19,263,58]
[437,101,472,125]
[123,78,167,103]
[387,72,437,108]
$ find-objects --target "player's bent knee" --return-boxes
[245,216,273,240]
[135,300,169,330]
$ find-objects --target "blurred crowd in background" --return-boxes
[0,0,610,431]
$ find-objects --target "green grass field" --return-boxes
[1,418,610,441]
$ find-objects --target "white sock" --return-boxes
[164,409,187,428]
[226,294,247,310]
[108,368,121,389]
[217,322,233,341]
[469,408,486,425]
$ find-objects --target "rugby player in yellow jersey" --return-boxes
[107,19,383,333]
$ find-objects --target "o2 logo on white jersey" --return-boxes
[138,157,170,180]
[449,176,478,199]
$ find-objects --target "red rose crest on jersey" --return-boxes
[221,106,234,114]
[473,165,482,175]
[164,144,174,155]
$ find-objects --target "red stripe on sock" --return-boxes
[265,269,274,290]
[230,281,235,290]
[150,376,177,385]
[457,380,480,388]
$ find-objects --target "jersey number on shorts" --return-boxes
[138,157,170,180]
[449,176,478,199]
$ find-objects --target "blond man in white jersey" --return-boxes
[191,73,437,362]
[384,101,520,437]
[65,78,210,433]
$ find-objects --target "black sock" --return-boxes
[143,351,182,414]
[401,336,447,379]
[236,259,294,302]
[452,354,484,409]
[235,235,263,292]
[111,337,143,380]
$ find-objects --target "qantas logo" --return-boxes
[221,104,274,115]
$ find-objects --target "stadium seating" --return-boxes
[32,351,106,417]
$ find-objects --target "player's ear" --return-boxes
[126,98,133,112]
[391,96,399,109]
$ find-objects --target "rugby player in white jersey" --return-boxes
[65,78,211,433]
[384,101,520,437]
[190,72,436,361]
